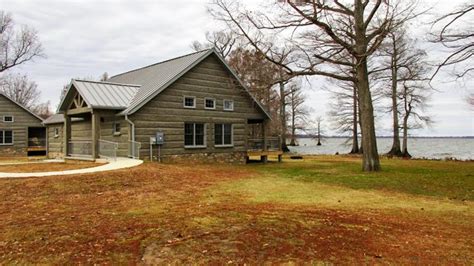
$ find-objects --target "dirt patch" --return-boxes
[0,161,105,173]
[0,161,472,264]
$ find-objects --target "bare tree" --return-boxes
[287,81,307,146]
[430,2,474,79]
[315,116,323,146]
[100,72,109,81]
[374,25,431,157]
[0,73,40,108]
[211,0,419,171]
[0,11,44,73]
[0,73,52,117]
[327,79,361,153]
[191,30,237,58]
[400,81,432,157]
[31,101,52,119]
[397,48,432,157]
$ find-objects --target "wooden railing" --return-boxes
[248,137,281,151]
[28,138,46,147]
[68,140,92,157]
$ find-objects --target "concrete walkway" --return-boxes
[0,157,143,179]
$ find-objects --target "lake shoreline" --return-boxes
[289,137,474,161]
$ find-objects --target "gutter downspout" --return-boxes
[125,114,136,158]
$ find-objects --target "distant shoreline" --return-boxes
[296,136,474,139]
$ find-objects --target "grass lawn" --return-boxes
[0,161,105,173]
[0,155,472,264]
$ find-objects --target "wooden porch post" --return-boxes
[261,120,268,163]
[63,113,71,157]
[91,111,100,159]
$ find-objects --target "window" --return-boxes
[183,96,196,108]
[0,130,13,145]
[205,98,215,109]
[184,123,206,147]
[113,122,121,135]
[3,115,14,122]
[223,100,234,111]
[54,128,59,138]
[215,124,233,146]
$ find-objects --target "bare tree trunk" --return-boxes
[354,0,380,171]
[388,47,402,156]
[317,120,322,146]
[402,89,412,158]
[350,85,359,153]
[290,107,296,146]
[279,80,289,152]
[402,114,411,158]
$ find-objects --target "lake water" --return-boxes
[288,137,474,160]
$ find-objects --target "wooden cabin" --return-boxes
[47,49,282,163]
[0,93,46,157]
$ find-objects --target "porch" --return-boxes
[27,127,47,156]
[62,110,140,161]
[246,119,283,163]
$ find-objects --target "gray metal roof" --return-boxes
[57,80,140,112]
[108,48,270,118]
[0,92,44,121]
[56,49,270,119]
[43,113,84,125]
[109,49,212,115]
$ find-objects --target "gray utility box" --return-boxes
[155,132,164,145]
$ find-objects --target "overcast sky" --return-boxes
[1,0,473,136]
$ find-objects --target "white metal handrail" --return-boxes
[99,139,119,161]
[128,140,141,159]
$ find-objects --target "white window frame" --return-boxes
[204,98,216,110]
[223,99,234,111]
[3,115,14,123]
[0,130,14,145]
[54,128,59,138]
[214,123,234,147]
[113,122,121,136]
[184,122,207,148]
[183,96,196,109]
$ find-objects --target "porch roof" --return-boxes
[57,80,140,112]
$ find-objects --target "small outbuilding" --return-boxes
[0,93,46,157]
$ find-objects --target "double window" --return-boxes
[0,130,13,145]
[215,124,233,146]
[3,115,14,122]
[184,123,206,147]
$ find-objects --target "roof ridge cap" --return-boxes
[73,79,141,87]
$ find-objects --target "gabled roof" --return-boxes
[109,49,270,118]
[57,79,140,112]
[0,92,44,121]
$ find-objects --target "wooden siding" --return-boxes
[47,124,63,157]
[98,110,129,157]
[131,54,266,159]
[0,95,43,156]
